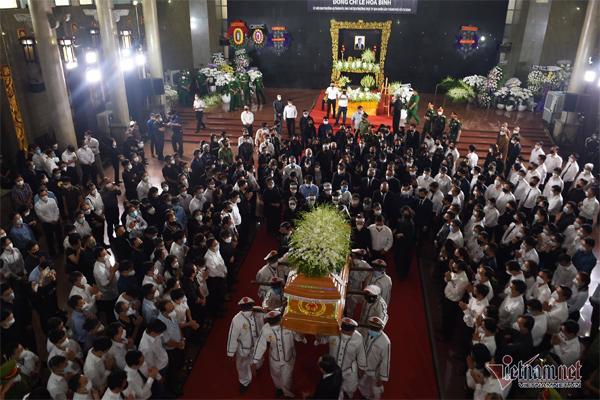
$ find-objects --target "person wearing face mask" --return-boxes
[283,198,301,222]
[359,285,388,331]
[0,309,18,347]
[69,271,100,314]
[11,175,33,211]
[262,177,282,235]
[367,216,393,258]
[567,272,590,321]
[34,189,61,256]
[105,322,132,370]
[156,299,186,391]
[0,237,25,281]
[430,106,446,139]
[367,260,392,305]
[77,139,97,186]
[204,238,227,317]
[47,355,70,400]
[273,94,285,123]
[124,350,162,400]
[357,316,390,400]
[68,372,100,400]
[550,320,581,367]
[138,319,169,377]
[498,280,526,330]
[93,247,119,321]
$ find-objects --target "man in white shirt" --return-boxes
[204,238,227,316]
[519,177,541,211]
[466,145,479,169]
[47,355,69,400]
[543,169,564,197]
[442,260,469,339]
[574,163,595,189]
[325,82,339,118]
[552,255,577,287]
[579,187,599,223]
[124,350,161,400]
[241,106,254,135]
[529,142,545,164]
[282,99,297,136]
[460,284,490,328]
[560,154,580,191]
[138,320,169,372]
[545,286,571,334]
[193,94,207,132]
[34,189,61,256]
[367,216,393,257]
[551,320,581,366]
[77,143,96,185]
[417,169,434,190]
[526,299,548,347]
[335,89,349,126]
[101,370,132,400]
[83,337,113,392]
[498,280,526,329]
[544,146,563,176]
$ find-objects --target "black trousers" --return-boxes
[171,131,183,156]
[392,111,401,133]
[195,111,206,131]
[256,89,266,105]
[326,99,336,118]
[155,133,165,160]
[286,118,295,136]
[81,164,97,186]
[105,207,119,239]
[441,297,460,340]
[41,222,62,256]
[206,276,226,316]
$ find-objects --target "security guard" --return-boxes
[252,310,298,398]
[358,317,391,400]
[448,112,462,143]
[367,260,392,306]
[359,285,388,332]
[423,102,436,134]
[226,297,265,393]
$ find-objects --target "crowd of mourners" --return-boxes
[0,92,598,400]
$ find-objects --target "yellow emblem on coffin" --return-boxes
[297,300,327,317]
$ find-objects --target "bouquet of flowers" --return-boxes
[493,87,510,103]
[234,49,250,71]
[164,84,179,110]
[212,52,226,67]
[361,49,376,63]
[510,87,533,104]
[336,75,351,88]
[462,75,487,89]
[247,68,263,83]
[505,77,522,89]
[393,84,413,103]
[215,72,235,94]
[360,74,376,89]
[199,66,220,80]
[347,87,381,102]
[486,65,503,92]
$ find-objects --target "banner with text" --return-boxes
[307,0,418,14]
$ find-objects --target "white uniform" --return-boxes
[327,331,367,397]
[358,331,391,400]
[252,324,297,397]
[227,311,265,386]
[346,259,370,317]
[359,297,388,331]
[255,263,284,299]
[368,273,392,306]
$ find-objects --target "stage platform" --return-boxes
[171,88,552,163]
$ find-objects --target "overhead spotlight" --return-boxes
[120,57,135,72]
[135,53,146,66]
[85,50,98,64]
[584,70,597,82]
[86,68,102,83]
[480,36,486,42]
[133,0,138,5]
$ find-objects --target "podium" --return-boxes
[282,262,350,336]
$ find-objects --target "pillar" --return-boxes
[568,0,599,93]
[28,0,77,147]
[189,0,221,67]
[142,0,165,111]
[96,0,130,130]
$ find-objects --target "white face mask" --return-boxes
[168,310,177,320]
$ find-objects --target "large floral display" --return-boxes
[282,206,351,336]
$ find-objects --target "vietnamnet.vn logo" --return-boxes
[486,354,582,389]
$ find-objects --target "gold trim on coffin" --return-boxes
[1,65,27,151]
[330,19,392,87]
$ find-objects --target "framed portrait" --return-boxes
[354,35,366,50]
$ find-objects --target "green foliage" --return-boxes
[360,74,376,89]
[288,206,351,278]
[438,76,475,103]
[203,94,222,108]
[361,49,376,63]
[438,76,458,92]
[337,75,351,88]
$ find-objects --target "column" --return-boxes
[142,0,165,111]
[28,0,77,147]
[96,0,130,129]
[189,0,214,67]
[568,0,599,93]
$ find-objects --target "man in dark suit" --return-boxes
[372,182,396,222]
[414,188,433,240]
[382,170,401,193]
[360,167,380,197]
[307,354,342,400]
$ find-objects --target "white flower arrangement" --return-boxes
[164,84,178,110]
[215,72,234,87]
[505,77,522,89]
[247,69,263,82]
[200,67,220,79]
[462,75,487,88]
[393,85,413,103]
[510,87,533,103]
[212,52,226,66]
[493,87,510,102]
[346,87,381,102]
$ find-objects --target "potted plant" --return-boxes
[505,97,516,112]
[215,72,234,103]
[493,87,509,109]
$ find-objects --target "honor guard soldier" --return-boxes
[252,310,299,398]
[227,297,265,393]
[367,259,392,306]
[324,317,367,399]
[346,249,371,318]
[423,102,436,134]
[358,317,391,400]
[256,251,284,300]
[359,285,388,333]
[262,277,286,311]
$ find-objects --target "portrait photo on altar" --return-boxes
[354,35,366,50]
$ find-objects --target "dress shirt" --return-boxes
[77,147,95,165]
[498,295,524,329]
[552,336,581,366]
[204,248,227,278]
[483,206,499,228]
[61,150,78,167]
[542,176,564,197]
[34,197,60,223]
[367,224,393,252]
[579,197,599,221]
[241,111,254,125]
[300,183,319,198]
[463,297,489,328]
[325,86,339,100]
[283,104,298,119]
[519,185,541,209]
[108,340,127,370]
[546,299,568,334]
[93,260,119,300]
[531,313,548,347]
[84,351,109,391]
[547,194,563,215]
[551,264,577,288]
[560,160,579,183]
[467,152,479,168]
[544,153,563,173]
[193,98,205,111]
[86,192,104,215]
[338,94,349,108]
[157,313,182,350]
[529,147,545,164]
[47,372,68,400]
[139,331,168,370]
[125,363,158,400]
[444,271,469,302]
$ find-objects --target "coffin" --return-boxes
[282,261,350,336]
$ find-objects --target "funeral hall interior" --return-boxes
[0,0,599,399]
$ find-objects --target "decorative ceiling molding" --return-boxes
[82,8,129,22]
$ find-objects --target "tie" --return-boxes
[138,370,148,383]
[505,224,515,241]
[561,163,571,178]
[420,199,424,206]
[521,188,532,208]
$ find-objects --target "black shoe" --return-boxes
[240,384,249,394]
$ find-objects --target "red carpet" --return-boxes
[308,91,394,130]
[182,224,439,399]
